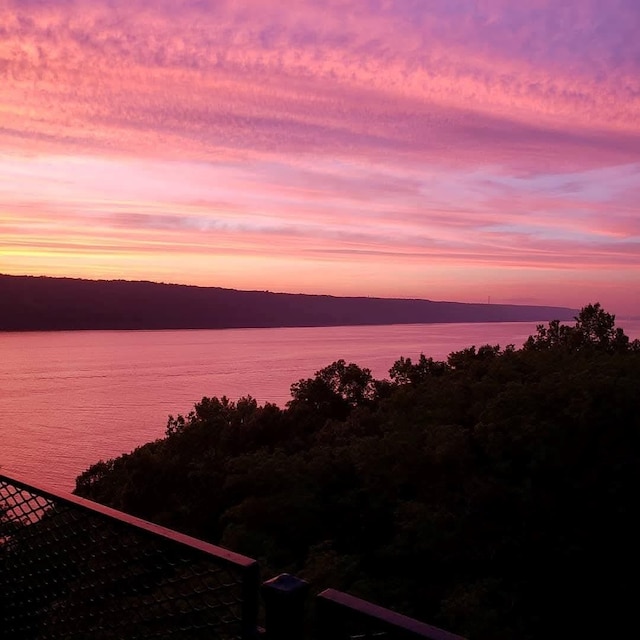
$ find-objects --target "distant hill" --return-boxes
[0,274,577,331]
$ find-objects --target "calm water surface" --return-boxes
[2,321,639,491]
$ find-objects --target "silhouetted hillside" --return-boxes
[0,274,577,331]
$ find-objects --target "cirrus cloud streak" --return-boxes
[1,0,639,315]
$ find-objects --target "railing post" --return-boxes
[261,573,309,640]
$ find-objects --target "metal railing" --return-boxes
[0,474,259,639]
[0,473,466,640]
[316,588,467,640]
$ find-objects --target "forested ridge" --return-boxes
[75,304,640,639]
[0,274,576,330]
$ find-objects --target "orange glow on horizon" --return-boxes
[1,1,639,317]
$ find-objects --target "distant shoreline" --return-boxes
[0,274,578,332]
[0,318,567,334]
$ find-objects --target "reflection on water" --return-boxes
[1,320,639,491]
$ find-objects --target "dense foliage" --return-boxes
[75,304,640,639]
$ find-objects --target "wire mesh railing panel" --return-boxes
[0,474,259,639]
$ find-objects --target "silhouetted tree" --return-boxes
[72,303,640,640]
[287,360,376,419]
[389,354,448,385]
[524,302,632,353]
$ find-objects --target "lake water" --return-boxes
[2,320,639,492]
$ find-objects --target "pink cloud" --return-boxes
[1,1,639,315]
[1,0,638,167]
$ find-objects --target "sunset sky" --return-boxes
[1,0,639,316]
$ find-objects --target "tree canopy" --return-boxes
[524,302,638,353]
[74,304,640,639]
